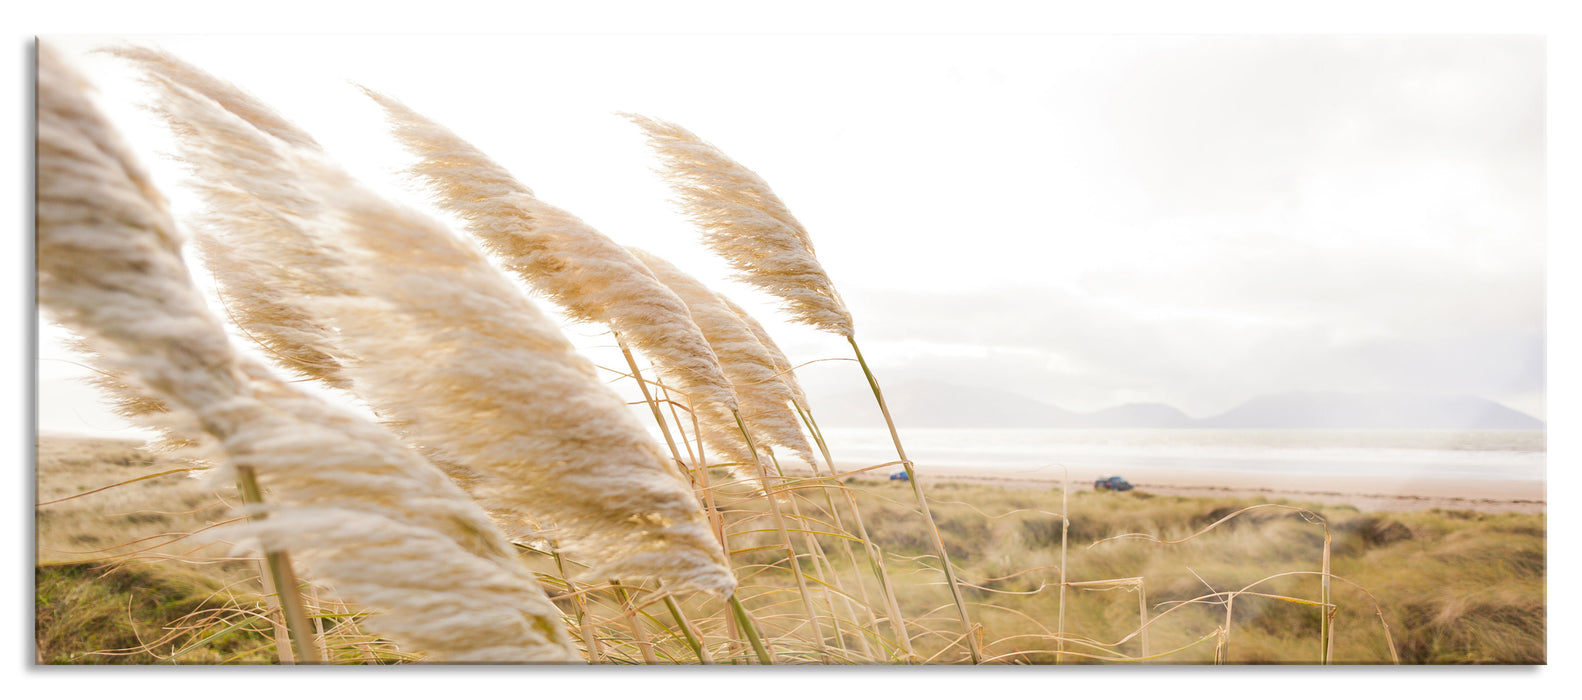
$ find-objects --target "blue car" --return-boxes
[1093,475,1133,492]
[889,471,910,481]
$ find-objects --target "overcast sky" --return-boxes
[36,33,1546,432]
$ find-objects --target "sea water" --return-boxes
[815,428,1547,482]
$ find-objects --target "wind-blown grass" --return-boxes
[110,46,735,598]
[628,112,981,661]
[624,114,854,337]
[628,248,815,471]
[360,88,745,454]
[40,432,1532,664]
[36,43,1528,667]
[37,43,579,662]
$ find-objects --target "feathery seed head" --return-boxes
[624,113,855,338]
[115,52,735,596]
[718,293,812,411]
[37,44,580,661]
[628,248,816,470]
[104,45,322,149]
[363,89,753,466]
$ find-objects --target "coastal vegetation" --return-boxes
[36,435,1543,664]
[34,43,1543,665]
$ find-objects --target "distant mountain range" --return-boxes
[40,373,1544,435]
[810,381,1544,430]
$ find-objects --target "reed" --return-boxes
[362,86,805,654]
[623,114,854,336]
[103,48,357,390]
[37,44,578,662]
[628,114,980,661]
[359,88,749,473]
[625,248,844,653]
[628,250,816,470]
[111,47,735,598]
[39,43,1445,668]
[718,293,909,659]
[233,464,318,662]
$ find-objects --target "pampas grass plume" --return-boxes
[627,248,815,469]
[358,89,749,459]
[36,43,579,662]
[112,48,735,597]
[717,293,812,412]
[625,114,855,338]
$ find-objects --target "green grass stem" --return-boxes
[847,335,981,663]
[732,408,830,660]
[796,402,915,661]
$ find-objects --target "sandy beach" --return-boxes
[37,433,1545,515]
[836,461,1546,515]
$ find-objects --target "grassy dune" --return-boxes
[35,435,417,664]
[35,436,272,663]
[834,478,1545,664]
[35,435,1543,664]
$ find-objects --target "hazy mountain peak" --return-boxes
[807,381,1543,430]
[1199,390,1544,430]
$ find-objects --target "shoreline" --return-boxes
[36,432,1546,516]
[836,462,1546,515]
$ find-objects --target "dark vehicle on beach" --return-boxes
[1094,475,1134,492]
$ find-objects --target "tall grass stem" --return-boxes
[662,595,714,664]
[616,333,691,485]
[552,548,604,663]
[611,581,658,664]
[729,594,774,664]
[766,450,856,658]
[1056,468,1069,665]
[847,336,981,663]
[236,464,319,664]
[731,409,829,659]
[796,403,915,661]
[1321,530,1333,664]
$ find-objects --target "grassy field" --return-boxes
[34,434,1544,664]
[35,435,274,663]
[838,478,1545,664]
